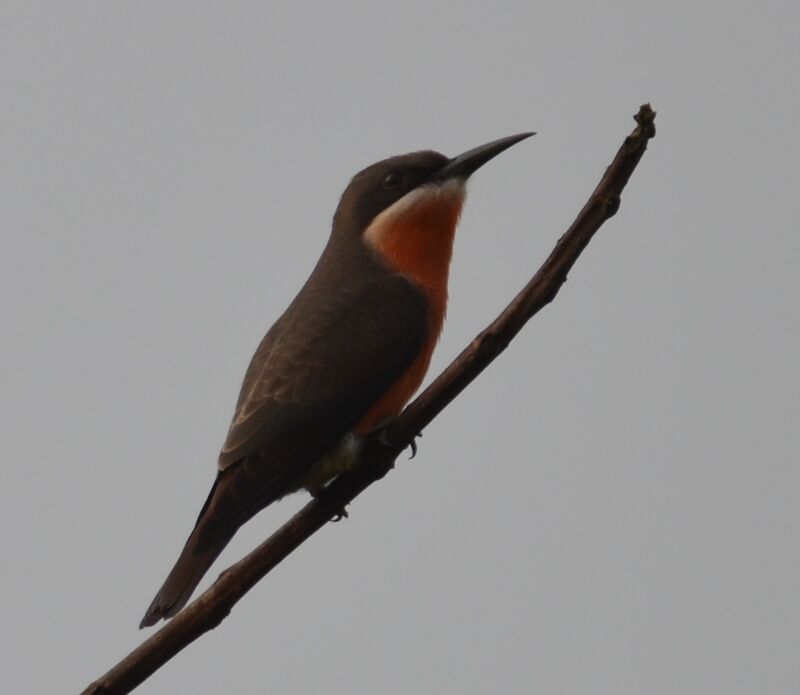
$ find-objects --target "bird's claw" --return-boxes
[310,487,350,522]
[408,431,423,459]
[375,424,422,459]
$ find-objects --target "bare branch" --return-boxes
[81,104,656,695]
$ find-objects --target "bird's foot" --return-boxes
[330,505,349,522]
[310,487,350,522]
[407,431,423,459]
[376,425,423,459]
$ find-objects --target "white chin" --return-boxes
[389,177,466,215]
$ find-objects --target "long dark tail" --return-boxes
[140,463,291,628]
[139,523,233,628]
[140,466,245,627]
[139,474,237,627]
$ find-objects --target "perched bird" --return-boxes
[140,132,534,627]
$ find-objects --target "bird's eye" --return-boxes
[382,171,404,190]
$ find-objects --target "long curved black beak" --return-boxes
[433,132,535,181]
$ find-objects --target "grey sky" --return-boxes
[2,2,798,693]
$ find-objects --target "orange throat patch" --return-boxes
[357,180,465,433]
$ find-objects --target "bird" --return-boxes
[140,132,534,627]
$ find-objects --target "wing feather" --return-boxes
[218,273,427,471]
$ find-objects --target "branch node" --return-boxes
[603,194,621,217]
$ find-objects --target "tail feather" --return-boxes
[139,527,232,628]
[140,466,291,628]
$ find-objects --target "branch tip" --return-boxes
[634,103,656,139]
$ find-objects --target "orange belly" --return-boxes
[354,322,439,434]
[356,183,464,433]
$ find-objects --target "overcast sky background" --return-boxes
[2,3,798,694]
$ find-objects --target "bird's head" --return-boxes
[329,132,534,305]
[332,133,535,243]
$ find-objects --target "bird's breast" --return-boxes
[356,180,465,433]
